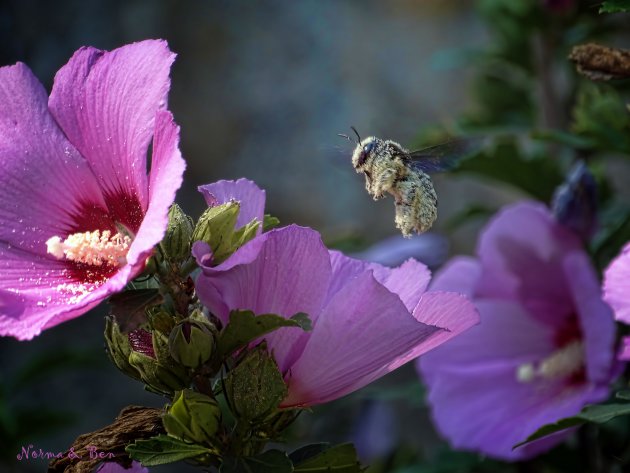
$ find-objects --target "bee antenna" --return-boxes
[350,126,361,143]
[337,133,352,142]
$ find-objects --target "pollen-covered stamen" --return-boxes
[516,340,584,383]
[46,229,132,267]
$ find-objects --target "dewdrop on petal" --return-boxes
[46,230,131,267]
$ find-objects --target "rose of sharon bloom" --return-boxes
[97,461,148,473]
[418,202,616,461]
[0,40,185,340]
[192,179,478,406]
[604,242,630,359]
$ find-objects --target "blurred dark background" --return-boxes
[4,0,623,472]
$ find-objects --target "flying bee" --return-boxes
[340,127,481,237]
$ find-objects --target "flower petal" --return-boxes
[327,251,430,312]
[353,233,449,268]
[0,62,105,254]
[477,202,578,326]
[195,225,332,372]
[49,40,175,208]
[126,110,185,267]
[604,242,630,324]
[418,299,606,460]
[282,271,441,407]
[198,178,266,229]
[429,256,481,297]
[563,251,616,384]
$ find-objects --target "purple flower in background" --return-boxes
[193,179,478,406]
[418,202,616,461]
[353,233,449,269]
[0,40,185,340]
[97,461,149,473]
[604,242,630,360]
[604,242,630,324]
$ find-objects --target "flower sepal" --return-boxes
[162,389,222,447]
[128,329,193,395]
[168,311,217,369]
[192,201,260,265]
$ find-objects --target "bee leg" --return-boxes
[394,200,414,238]
[372,168,397,200]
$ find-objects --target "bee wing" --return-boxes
[405,137,484,173]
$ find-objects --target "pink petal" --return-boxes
[198,178,266,229]
[282,271,441,407]
[604,242,630,324]
[195,225,332,372]
[126,110,185,267]
[619,337,630,361]
[327,251,431,312]
[0,62,105,254]
[49,40,175,208]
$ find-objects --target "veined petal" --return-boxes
[0,62,105,254]
[49,40,175,208]
[604,242,630,324]
[282,271,440,407]
[126,110,185,267]
[195,225,332,372]
[0,243,133,339]
[327,251,430,312]
[198,178,266,229]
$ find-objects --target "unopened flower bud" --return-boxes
[127,330,192,395]
[168,316,216,369]
[163,204,194,261]
[104,316,143,382]
[192,201,239,250]
[162,389,222,446]
[224,345,287,423]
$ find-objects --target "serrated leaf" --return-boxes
[600,0,630,13]
[514,403,630,448]
[108,289,162,333]
[218,310,312,359]
[221,450,293,473]
[293,443,363,472]
[289,443,330,464]
[126,434,214,466]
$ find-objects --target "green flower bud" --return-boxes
[127,330,192,395]
[168,317,216,369]
[192,202,239,250]
[162,389,222,446]
[224,345,288,423]
[104,316,142,381]
[163,204,194,261]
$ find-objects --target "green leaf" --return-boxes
[600,0,630,13]
[221,450,293,473]
[530,129,596,150]
[514,403,630,448]
[616,390,630,401]
[108,288,162,333]
[292,443,363,472]
[218,310,312,359]
[126,434,214,466]
[224,345,288,422]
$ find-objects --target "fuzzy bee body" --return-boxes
[347,133,479,237]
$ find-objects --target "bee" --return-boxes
[340,127,481,237]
